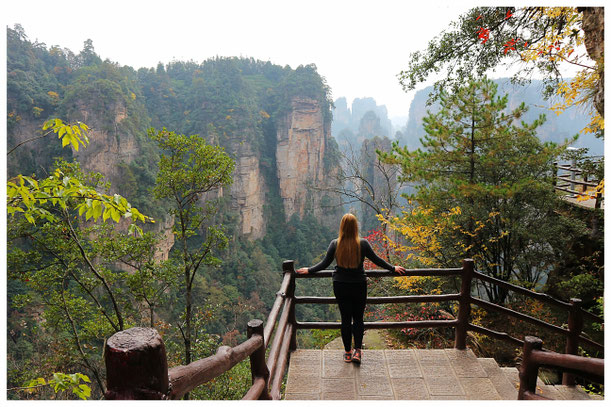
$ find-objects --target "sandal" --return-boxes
[352,348,362,364]
[343,350,353,363]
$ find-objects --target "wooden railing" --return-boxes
[553,158,603,209]
[518,336,604,400]
[104,258,604,399]
[290,258,603,386]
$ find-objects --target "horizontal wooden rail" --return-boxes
[519,336,604,400]
[294,268,463,279]
[242,377,266,401]
[168,334,263,399]
[263,271,292,347]
[472,271,571,310]
[296,319,457,330]
[531,350,604,383]
[582,309,604,324]
[471,297,570,337]
[556,164,584,173]
[557,175,599,187]
[578,335,605,352]
[555,185,594,196]
[270,324,294,400]
[468,323,524,348]
[295,293,461,305]
[266,298,292,382]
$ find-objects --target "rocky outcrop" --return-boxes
[578,7,604,117]
[275,97,331,220]
[72,101,139,184]
[229,143,266,239]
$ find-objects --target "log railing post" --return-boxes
[570,157,577,193]
[282,260,297,351]
[563,298,583,386]
[247,319,271,400]
[518,336,543,400]
[105,327,169,400]
[455,258,474,349]
[552,161,558,188]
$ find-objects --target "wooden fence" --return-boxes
[518,336,604,400]
[104,259,604,400]
[553,158,603,209]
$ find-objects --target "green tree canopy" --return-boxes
[382,78,572,303]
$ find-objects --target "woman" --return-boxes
[296,213,406,364]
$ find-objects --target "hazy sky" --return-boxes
[2,0,603,121]
[3,0,478,120]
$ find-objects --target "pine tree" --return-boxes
[383,78,571,303]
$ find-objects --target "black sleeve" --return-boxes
[362,239,394,271]
[308,240,337,273]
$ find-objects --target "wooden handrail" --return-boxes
[104,322,268,400]
[518,336,604,400]
[556,174,599,187]
[295,293,460,305]
[266,298,292,382]
[270,324,294,400]
[296,320,457,330]
[105,258,603,400]
[263,271,292,347]
[471,297,570,337]
[472,270,571,310]
[295,267,463,279]
[168,334,262,399]
[468,323,524,348]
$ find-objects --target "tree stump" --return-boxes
[105,327,169,399]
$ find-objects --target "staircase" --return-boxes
[283,348,598,400]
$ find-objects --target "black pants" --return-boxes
[333,281,367,352]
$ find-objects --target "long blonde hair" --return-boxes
[336,213,360,268]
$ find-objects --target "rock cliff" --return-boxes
[72,100,139,183]
[275,97,334,220]
[228,139,266,239]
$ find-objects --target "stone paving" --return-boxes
[284,348,596,400]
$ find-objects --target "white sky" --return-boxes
[3,0,603,120]
[3,0,472,120]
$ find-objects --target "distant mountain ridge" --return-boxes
[396,79,603,155]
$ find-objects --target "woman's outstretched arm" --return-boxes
[362,239,406,274]
[296,240,336,274]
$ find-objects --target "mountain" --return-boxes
[7,27,342,248]
[331,96,393,148]
[395,79,604,155]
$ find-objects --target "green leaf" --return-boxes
[76,373,91,383]
[102,207,111,222]
[111,208,121,223]
[78,204,87,216]
[76,384,91,399]
[24,213,35,224]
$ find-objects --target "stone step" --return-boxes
[501,366,595,400]
[284,349,598,400]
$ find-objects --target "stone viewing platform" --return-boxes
[283,348,596,400]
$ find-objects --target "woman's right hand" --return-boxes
[394,266,407,275]
[296,267,309,275]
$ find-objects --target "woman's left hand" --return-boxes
[394,266,407,275]
[296,267,309,275]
